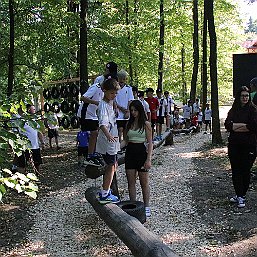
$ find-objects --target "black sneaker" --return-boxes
[84,156,102,166]
[93,154,105,166]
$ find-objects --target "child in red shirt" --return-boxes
[145,88,159,137]
[191,113,198,127]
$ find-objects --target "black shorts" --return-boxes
[117,120,127,129]
[102,153,117,165]
[80,119,99,131]
[48,128,59,139]
[205,120,211,125]
[17,149,42,168]
[125,142,148,172]
[156,116,165,124]
[78,146,88,157]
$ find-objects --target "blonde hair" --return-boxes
[117,69,129,80]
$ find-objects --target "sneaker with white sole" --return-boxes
[98,191,120,204]
[145,207,151,217]
[84,156,102,166]
[237,197,245,208]
[229,196,238,203]
[229,195,246,204]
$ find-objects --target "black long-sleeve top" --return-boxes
[224,104,257,145]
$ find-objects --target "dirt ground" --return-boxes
[191,139,257,256]
[1,129,257,256]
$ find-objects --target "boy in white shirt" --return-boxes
[193,98,200,114]
[183,100,193,128]
[115,70,134,142]
[47,113,61,150]
[80,81,104,166]
[197,108,203,131]
[155,88,167,141]
[138,91,151,121]
[96,77,121,204]
[164,91,174,131]
[204,103,212,133]
[17,104,45,173]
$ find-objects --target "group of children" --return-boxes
[17,61,211,219]
[75,61,213,218]
[181,99,212,133]
[77,73,153,217]
[131,87,175,141]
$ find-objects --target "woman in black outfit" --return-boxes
[225,87,257,208]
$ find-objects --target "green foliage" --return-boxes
[0,168,38,201]
[0,0,246,200]
[0,0,244,102]
[0,99,41,201]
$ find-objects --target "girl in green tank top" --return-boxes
[121,100,153,218]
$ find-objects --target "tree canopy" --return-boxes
[0,0,250,199]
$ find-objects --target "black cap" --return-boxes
[106,62,118,74]
[164,91,169,94]
[146,88,154,93]
[138,91,145,97]
[156,88,162,93]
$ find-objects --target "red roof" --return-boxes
[240,39,257,49]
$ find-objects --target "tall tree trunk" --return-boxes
[206,0,222,144]
[157,0,164,90]
[7,0,15,97]
[126,0,133,84]
[133,0,139,85]
[80,0,89,95]
[202,6,208,112]
[190,0,199,102]
[181,44,187,104]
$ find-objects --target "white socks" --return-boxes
[101,189,109,197]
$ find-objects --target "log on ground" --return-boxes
[85,187,180,257]
[154,130,173,148]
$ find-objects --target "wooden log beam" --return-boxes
[171,126,196,135]
[85,187,180,257]
[154,130,173,148]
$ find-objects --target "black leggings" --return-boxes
[228,144,256,197]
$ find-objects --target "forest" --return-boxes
[0,0,256,198]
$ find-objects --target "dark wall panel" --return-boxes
[233,53,257,95]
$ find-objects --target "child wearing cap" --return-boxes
[145,88,159,138]
[94,61,118,85]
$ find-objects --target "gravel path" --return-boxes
[3,131,220,257]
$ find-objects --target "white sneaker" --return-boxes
[229,196,238,203]
[237,197,245,208]
[145,207,151,217]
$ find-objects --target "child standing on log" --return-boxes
[122,100,153,217]
[96,77,121,204]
